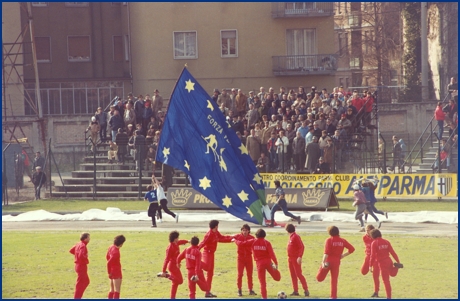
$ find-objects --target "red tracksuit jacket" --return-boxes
[287,232,304,259]
[198,230,232,253]
[252,238,278,265]
[162,240,189,273]
[324,236,355,260]
[106,245,121,274]
[177,245,202,275]
[370,237,400,264]
[69,241,89,265]
[363,234,373,256]
[233,233,255,259]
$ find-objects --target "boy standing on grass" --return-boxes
[370,229,404,299]
[144,185,159,227]
[360,224,381,298]
[230,224,257,297]
[252,229,281,299]
[177,236,209,299]
[69,232,90,299]
[198,220,233,298]
[285,223,310,297]
[157,231,189,299]
[106,235,126,299]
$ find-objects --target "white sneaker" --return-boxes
[159,219,162,223]
[175,214,179,223]
[359,227,365,232]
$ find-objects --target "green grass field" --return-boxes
[2,199,458,213]
[2,231,457,299]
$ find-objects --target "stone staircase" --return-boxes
[46,143,189,199]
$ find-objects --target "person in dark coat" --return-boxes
[133,130,146,171]
[109,110,124,142]
[115,128,129,164]
[32,166,46,200]
[305,136,321,173]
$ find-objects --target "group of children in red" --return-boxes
[68,220,403,299]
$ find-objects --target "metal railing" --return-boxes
[272,54,338,75]
[271,2,334,18]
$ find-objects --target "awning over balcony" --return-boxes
[272,54,338,76]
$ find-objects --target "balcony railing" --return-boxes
[272,54,338,76]
[271,2,334,18]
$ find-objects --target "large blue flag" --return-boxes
[156,68,266,224]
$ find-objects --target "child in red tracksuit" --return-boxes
[69,232,91,299]
[198,220,233,298]
[106,235,126,299]
[178,236,209,299]
[370,229,403,299]
[157,231,189,299]
[316,226,355,299]
[360,225,381,298]
[285,224,309,297]
[252,229,281,299]
[231,224,257,297]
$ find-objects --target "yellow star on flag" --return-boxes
[199,176,211,190]
[163,147,170,158]
[185,79,195,93]
[207,100,214,111]
[247,207,254,217]
[222,195,232,208]
[238,190,249,202]
[239,144,248,155]
[253,173,262,183]
[184,160,190,170]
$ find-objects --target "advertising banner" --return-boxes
[260,173,458,198]
[168,188,339,210]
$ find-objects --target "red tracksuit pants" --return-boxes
[201,250,214,292]
[237,256,253,291]
[316,258,340,299]
[361,255,380,294]
[378,258,399,299]
[256,260,281,299]
[167,261,183,299]
[74,264,90,299]
[186,268,209,299]
[288,257,308,292]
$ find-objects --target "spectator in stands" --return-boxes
[447,77,458,103]
[311,92,322,109]
[252,94,261,110]
[126,124,134,138]
[230,88,238,112]
[433,138,451,172]
[145,146,156,171]
[312,121,322,140]
[325,118,337,136]
[236,89,248,117]
[143,101,154,132]
[246,103,260,130]
[124,102,136,131]
[132,130,146,171]
[145,125,155,147]
[256,152,269,173]
[363,91,374,127]
[261,121,275,156]
[257,87,266,101]
[246,129,261,165]
[305,136,321,173]
[332,130,344,170]
[313,157,330,174]
[107,141,118,164]
[147,116,160,132]
[275,130,289,172]
[258,100,269,122]
[297,86,306,101]
[330,93,340,109]
[323,138,334,169]
[318,130,329,156]
[134,95,145,127]
[316,113,327,131]
[231,115,244,135]
[152,89,164,118]
[388,136,402,173]
[321,99,331,115]
[219,102,229,117]
[267,132,278,171]
[211,88,220,103]
[268,101,278,119]
[115,128,129,164]
[338,114,352,139]
[434,101,446,140]
[448,122,458,144]
[95,107,109,143]
[346,99,358,116]
[114,99,125,121]
[292,131,306,172]
[86,117,100,153]
[443,99,457,126]
[217,88,231,109]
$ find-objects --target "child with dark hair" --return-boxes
[198,220,233,298]
[157,231,189,299]
[316,226,355,299]
[178,236,209,299]
[252,229,281,299]
[370,229,403,299]
[106,235,126,299]
[360,225,381,298]
[231,224,257,297]
[285,224,309,297]
[69,232,91,299]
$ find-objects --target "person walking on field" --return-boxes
[144,185,159,227]
[198,220,233,298]
[106,235,126,299]
[360,225,381,298]
[285,223,310,297]
[69,232,91,299]
[370,229,404,299]
[252,229,281,299]
[231,224,257,297]
[352,184,368,232]
[152,175,179,223]
[157,231,189,299]
[316,226,355,299]
[177,236,209,299]
[269,180,301,227]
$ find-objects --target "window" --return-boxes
[221,30,237,57]
[35,37,51,63]
[68,36,91,62]
[32,2,48,7]
[113,36,123,62]
[173,31,197,59]
[348,15,359,27]
[65,2,89,7]
[124,35,130,61]
[286,29,316,69]
[350,57,360,68]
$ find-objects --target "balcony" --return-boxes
[272,2,334,18]
[272,54,338,76]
